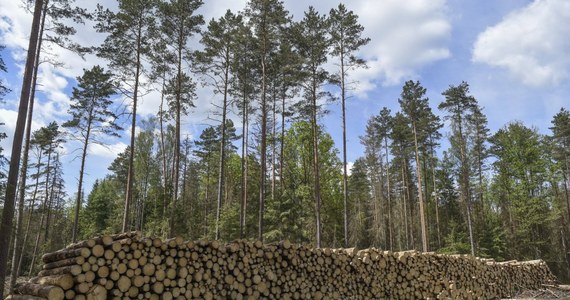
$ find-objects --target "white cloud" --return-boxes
[353,0,451,88]
[88,142,127,159]
[473,0,570,87]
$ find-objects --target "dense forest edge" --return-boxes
[1,0,570,297]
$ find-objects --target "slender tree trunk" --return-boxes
[122,25,143,233]
[159,77,168,218]
[239,86,248,238]
[403,161,414,248]
[311,78,322,248]
[458,119,475,256]
[478,149,485,226]
[271,86,276,208]
[17,151,42,279]
[384,137,393,251]
[72,111,93,242]
[204,158,210,237]
[340,53,349,248]
[370,175,379,247]
[215,63,230,240]
[0,1,43,297]
[28,210,45,277]
[280,88,286,191]
[259,54,267,241]
[412,123,428,252]
[563,157,570,228]
[401,165,409,250]
[430,144,441,248]
[29,146,52,277]
[42,148,53,242]
[171,41,184,236]
[45,158,58,245]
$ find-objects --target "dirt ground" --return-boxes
[506,285,570,300]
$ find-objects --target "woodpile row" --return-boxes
[7,231,558,300]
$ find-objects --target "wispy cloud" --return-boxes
[88,142,128,159]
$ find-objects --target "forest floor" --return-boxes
[505,285,570,299]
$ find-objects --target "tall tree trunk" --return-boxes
[72,109,93,242]
[271,86,276,209]
[45,158,58,245]
[28,209,45,277]
[204,159,210,237]
[171,42,183,236]
[340,51,349,248]
[563,157,570,229]
[159,77,168,218]
[17,151,42,281]
[384,137,393,251]
[430,144,441,248]
[403,159,410,249]
[215,64,230,240]
[259,54,267,241]
[478,147,485,226]
[458,118,475,256]
[311,79,322,248]
[10,1,46,288]
[122,24,143,233]
[280,88,286,191]
[412,123,428,252]
[401,165,409,250]
[0,1,44,297]
[240,86,248,238]
[29,146,52,277]
[42,148,53,242]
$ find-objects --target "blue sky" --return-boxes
[1,0,569,197]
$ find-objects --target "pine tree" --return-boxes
[439,81,479,256]
[62,65,121,242]
[156,0,203,235]
[230,20,257,238]
[374,107,394,250]
[399,80,432,252]
[291,6,330,247]
[328,3,370,248]
[195,9,242,240]
[244,0,290,241]
[26,122,64,276]
[96,0,157,232]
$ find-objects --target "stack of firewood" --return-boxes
[7,232,557,300]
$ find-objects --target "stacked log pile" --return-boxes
[7,232,557,300]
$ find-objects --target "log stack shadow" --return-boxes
[6,232,558,299]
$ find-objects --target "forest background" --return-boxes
[0,0,570,290]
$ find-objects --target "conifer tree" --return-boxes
[329,3,370,247]
[439,81,479,256]
[62,65,121,242]
[96,0,157,232]
[244,0,290,241]
[195,9,242,240]
[291,6,330,247]
[157,0,203,235]
[399,80,431,252]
